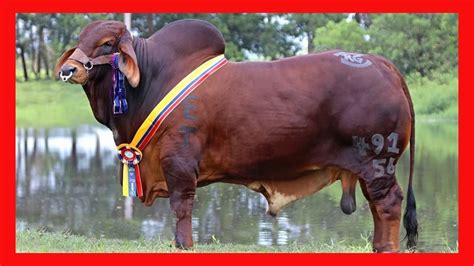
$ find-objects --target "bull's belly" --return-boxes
[197,166,354,215]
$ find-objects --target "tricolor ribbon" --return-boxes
[117,144,143,197]
[117,55,228,198]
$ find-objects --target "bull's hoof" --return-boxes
[266,209,278,217]
[340,192,356,215]
[170,240,193,250]
[373,247,400,253]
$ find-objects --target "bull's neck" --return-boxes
[109,37,216,145]
[132,36,214,98]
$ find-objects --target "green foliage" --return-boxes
[312,14,458,77]
[133,14,301,60]
[17,13,303,72]
[48,14,118,56]
[367,14,458,76]
[313,20,369,52]
[310,14,458,120]
[407,70,458,119]
[283,14,345,52]
[17,13,458,79]
[16,14,120,81]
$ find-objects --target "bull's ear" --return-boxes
[54,47,76,80]
[118,30,140,88]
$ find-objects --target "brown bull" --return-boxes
[55,19,418,252]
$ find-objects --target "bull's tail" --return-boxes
[400,76,418,251]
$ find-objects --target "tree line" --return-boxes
[16,13,457,82]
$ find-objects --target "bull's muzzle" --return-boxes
[59,64,77,82]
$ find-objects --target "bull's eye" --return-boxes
[101,41,114,54]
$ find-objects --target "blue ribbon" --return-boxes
[127,164,137,197]
[112,54,128,115]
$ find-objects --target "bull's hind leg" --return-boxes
[340,129,408,252]
[340,173,358,214]
[359,174,403,252]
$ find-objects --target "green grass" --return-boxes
[16,80,96,128]
[17,228,374,253]
[15,228,459,253]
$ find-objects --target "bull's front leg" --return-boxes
[161,156,198,249]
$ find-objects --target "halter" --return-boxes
[64,48,116,74]
[117,55,228,198]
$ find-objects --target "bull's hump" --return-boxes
[149,19,225,57]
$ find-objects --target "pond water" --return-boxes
[15,122,458,252]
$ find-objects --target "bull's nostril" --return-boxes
[60,65,77,76]
[59,64,76,82]
[59,65,77,82]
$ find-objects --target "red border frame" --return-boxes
[2,1,472,265]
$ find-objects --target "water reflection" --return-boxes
[16,123,458,251]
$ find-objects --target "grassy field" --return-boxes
[15,72,458,128]
[16,80,95,128]
[17,229,375,253]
